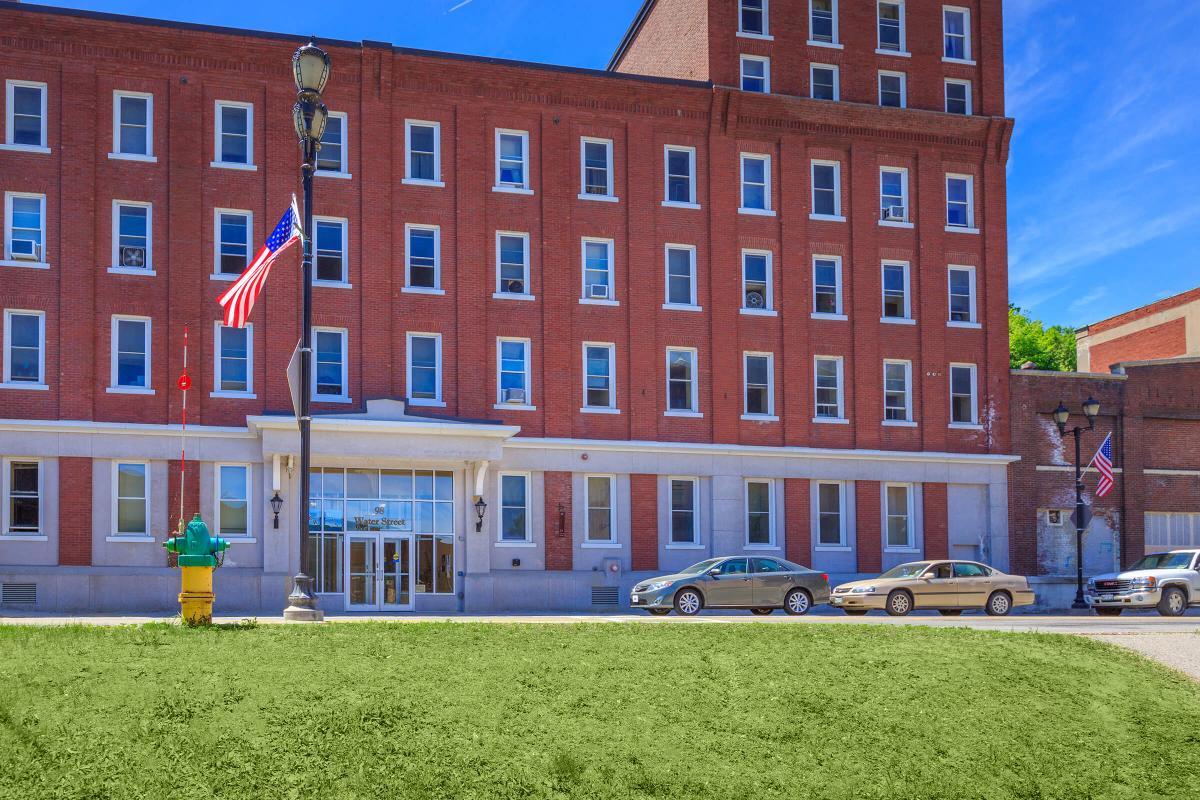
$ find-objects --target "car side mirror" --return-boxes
[707,568,721,578]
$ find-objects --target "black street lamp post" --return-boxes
[283,40,330,622]
[1053,396,1101,610]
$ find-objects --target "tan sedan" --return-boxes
[831,560,1036,616]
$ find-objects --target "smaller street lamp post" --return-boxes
[1053,396,1101,609]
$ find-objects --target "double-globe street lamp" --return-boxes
[283,40,330,622]
[1053,396,1101,610]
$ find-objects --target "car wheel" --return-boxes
[750,607,774,616]
[843,610,869,616]
[1094,607,1123,617]
[674,588,703,616]
[938,609,963,616]
[885,590,913,617]
[645,608,671,616]
[985,591,1012,616]
[784,589,812,616]
[1157,587,1187,617]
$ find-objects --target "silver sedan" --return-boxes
[630,556,831,616]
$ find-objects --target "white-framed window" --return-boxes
[664,244,698,309]
[214,322,252,396]
[112,91,153,159]
[111,201,152,272]
[884,483,915,550]
[943,6,972,62]
[110,316,150,392]
[812,255,843,317]
[741,250,772,312]
[584,475,617,545]
[815,481,847,548]
[3,192,46,266]
[745,479,776,547]
[497,472,530,543]
[666,347,699,414]
[879,167,909,224]
[313,327,348,401]
[404,120,442,185]
[669,477,700,546]
[743,352,774,418]
[879,71,907,108]
[881,261,911,321]
[405,224,441,291]
[739,153,772,213]
[213,100,253,167]
[495,231,531,298]
[406,332,442,406]
[811,64,839,101]
[583,342,616,411]
[946,174,976,230]
[496,337,532,407]
[4,80,48,151]
[663,145,697,207]
[3,309,45,387]
[809,0,839,46]
[948,265,977,324]
[945,79,972,115]
[213,209,251,277]
[215,463,251,538]
[883,359,912,423]
[112,461,149,536]
[949,363,978,425]
[1145,512,1200,553]
[740,55,770,93]
[581,237,615,302]
[313,217,348,284]
[739,0,767,36]
[811,160,842,220]
[580,137,615,200]
[316,111,348,176]
[878,1,906,52]
[494,129,530,192]
[814,356,844,419]
[2,458,41,535]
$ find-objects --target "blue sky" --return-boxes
[42,0,1200,328]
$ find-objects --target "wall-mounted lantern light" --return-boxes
[474,496,487,532]
[270,491,284,529]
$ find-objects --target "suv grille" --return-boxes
[1094,579,1131,593]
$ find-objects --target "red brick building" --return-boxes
[0,0,1016,613]
[1076,287,1200,373]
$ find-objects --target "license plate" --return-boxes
[1101,594,1114,602]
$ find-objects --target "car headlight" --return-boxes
[646,580,673,592]
[851,586,876,594]
[1130,576,1157,589]
[1086,579,1096,589]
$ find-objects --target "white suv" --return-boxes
[1085,549,1200,616]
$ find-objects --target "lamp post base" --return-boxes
[1071,599,1090,610]
[282,572,324,622]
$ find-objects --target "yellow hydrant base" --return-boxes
[179,566,215,626]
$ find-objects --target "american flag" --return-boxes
[217,198,302,329]
[1089,432,1115,498]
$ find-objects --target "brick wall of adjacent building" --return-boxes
[1087,318,1188,374]
[611,0,710,81]
[1076,287,1200,372]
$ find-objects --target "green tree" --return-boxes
[1009,304,1077,371]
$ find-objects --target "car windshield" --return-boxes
[878,562,932,579]
[1129,552,1195,570]
[679,559,723,575]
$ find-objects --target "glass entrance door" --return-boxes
[345,533,414,611]
[346,534,377,610]
[381,535,412,610]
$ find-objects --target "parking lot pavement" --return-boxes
[1084,633,1200,681]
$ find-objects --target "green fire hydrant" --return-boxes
[164,513,230,626]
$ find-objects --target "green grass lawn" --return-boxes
[1,622,1199,799]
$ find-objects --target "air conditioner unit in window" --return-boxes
[883,205,906,221]
[9,240,41,262]
[503,278,525,294]
[587,283,610,300]
[744,291,765,309]
[503,387,526,404]
[120,246,147,268]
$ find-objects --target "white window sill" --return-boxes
[882,419,917,428]
[492,292,535,301]
[945,225,980,235]
[885,547,921,554]
[664,410,703,418]
[581,541,621,549]
[407,398,446,408]
[210,161,257,171]
[1,534,47,541]
[809,213,845,223]
[739,207,776,217]
[107,386,154,395]
[0,382,48,391]
[807,40,843,50]
[402,286,445,296]
[947,321,982,329]
[492,185,534,196]
[107,267,156,276]
[0,259,50,269]
[745,544,781,551]
[662,303,703,312]
[0,143,51,154]
[811,312,847,321]
[813,416,849,425]
[313,280,353,289]
[875,49,911,58]
[223,537,258,544]
[943,57,977,66]
[493,403,536,411]
[494,541,536,548]
[666,542,704,550]
[402,178,445,188]
[109,152,157,163]
[815,545,852,552]
[578,193,619,203]
[210,273,238,282]
[210,391,256,399]
[579,298,619,307]
[105,535,155,543]
[580,407,620,415]
[741,414,779,422]
[949,422,983,431]
[737,31,773,41]
[313,395,353,404]
[740,308,777,317]
[879,220,914,229]
[661,201,701,210]
[880,317,916,326]
[315,170,352,180]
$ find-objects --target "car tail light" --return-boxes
[821,573,829,583]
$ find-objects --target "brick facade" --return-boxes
[630,474,658,571]
[56,456,92,566]
[543,471,573,570]
[1076,287,1200,372]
